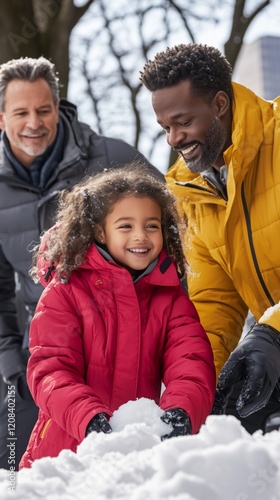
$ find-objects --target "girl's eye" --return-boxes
[119,224,131,229]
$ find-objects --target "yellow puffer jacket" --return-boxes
[166,82,280,377]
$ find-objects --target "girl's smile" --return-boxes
[97,195,163,275]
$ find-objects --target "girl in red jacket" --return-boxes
[20,163,215,468]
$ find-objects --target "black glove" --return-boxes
[85,412,112,436]
[211,388,227,415]
[160,408,192,440]
[217,323,280,418]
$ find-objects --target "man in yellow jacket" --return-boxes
[140,43,280,434]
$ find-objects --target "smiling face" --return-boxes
[152,79,230,173]
[0,78,59,167]
[97,196,163,275]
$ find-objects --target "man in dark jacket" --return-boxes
[0,56,162,470]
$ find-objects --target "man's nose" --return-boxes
[167,128,185,148]
[26,112,42,129]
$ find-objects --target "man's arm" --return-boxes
[187,232,248,378]
[0,245,27,382]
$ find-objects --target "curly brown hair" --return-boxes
[140,43,233,104]
[31,163,188,283]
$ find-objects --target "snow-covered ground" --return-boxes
[0,398,279,500]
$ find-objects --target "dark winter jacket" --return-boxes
[0,99,162,383]
[19,245,215,467]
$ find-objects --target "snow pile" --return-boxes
[0,398,280,500]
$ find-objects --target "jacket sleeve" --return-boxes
[27,283,112,443]
[160,285,216,434]
[103,137,164,180]
[0,244,27,381]
[187,229,248,378]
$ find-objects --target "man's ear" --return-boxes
[95,225,106,244]
[213,91,230,118]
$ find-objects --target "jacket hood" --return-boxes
[83,245,179,286]
[58,98,99,157]
[37,237,179,288]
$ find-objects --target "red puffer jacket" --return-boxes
[20,246,215,468]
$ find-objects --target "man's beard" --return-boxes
[16,126,50,158]
[184,117,226,174]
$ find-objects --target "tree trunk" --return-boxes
[0,0,42,61]
[224,0,271,70]
[0,0,95,96]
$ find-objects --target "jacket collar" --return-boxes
[96,243,159,283]
[83,245,180,287]
[38,242,180,288]
[201,166,228,201]
[2,123,65,190]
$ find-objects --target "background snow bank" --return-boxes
[0,398,280,500]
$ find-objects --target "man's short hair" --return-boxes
[140,43,233,104]
[0,56,60,110]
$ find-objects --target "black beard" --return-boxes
[185,118,226,174]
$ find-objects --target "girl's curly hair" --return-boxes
[31,163,188,283]
[140,43,233,104]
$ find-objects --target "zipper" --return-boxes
[241,182,274,306]
[176,181,220,198]
[201,174,228,202]
[40,418,51,439]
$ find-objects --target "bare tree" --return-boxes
[70,0,218,164]
[224,0,271,67]
[0,0,274,170]
[0,0,95,95]
[70,0,273,171]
